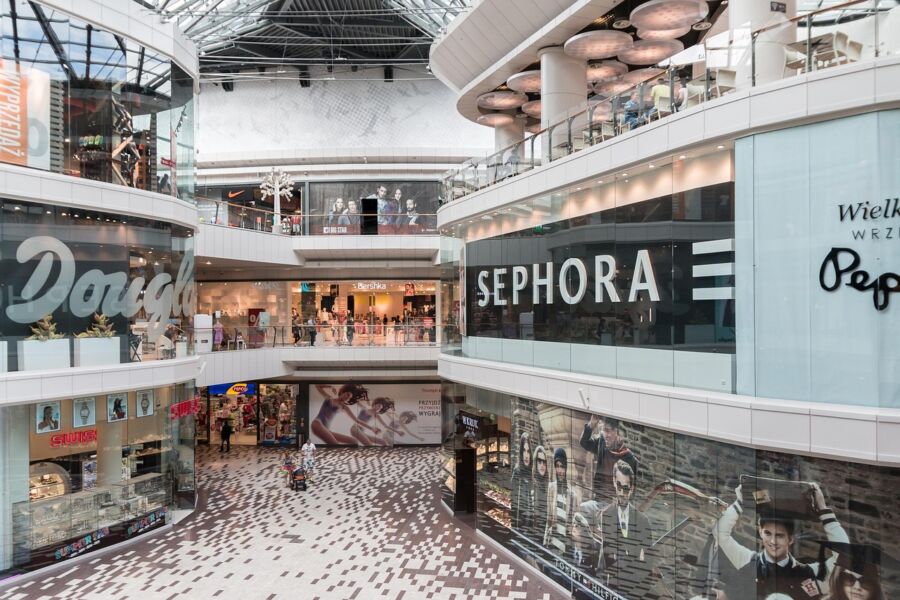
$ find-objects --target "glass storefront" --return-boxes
[205,382,298,448]
[445,383,900,600]
[0,2,195,200]
[0,383,197,578]
[0,199,196,371]
[196,279,437,347]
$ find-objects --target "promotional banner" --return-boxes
[0,60,50,170]
[309,383,440,446]
[455,392,900,600]
[309,181,440,235]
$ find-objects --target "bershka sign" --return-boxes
[475,251,659,307]
[819,197,899,311]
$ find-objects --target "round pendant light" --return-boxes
[521,99,542,118]
[476,112,515,127]
[506,69,542,93]
[630,0,709,31]
[564,30,633,60]
[618,39,684,65]
[586,60,628,83]
[621,67,665,85]
[594,79,633,97]
[476,90,528,110]
[637,25,691,41]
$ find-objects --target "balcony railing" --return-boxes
[441,0,893,203]
[197,197,438,236]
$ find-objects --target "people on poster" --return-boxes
[396,411,424,442]
[544,447,578,560]
[352,397,400,446]
[401,198,420,231]
[511,432,534,531]
[36,402,60,433]
[375,185,390,226]
[327,198,347,227]
[108,394,127,422]
[531,445,550,547]
[820,542,891,600]
[593,460,655,598]
[311,384,379,445]
[714,482,849,600]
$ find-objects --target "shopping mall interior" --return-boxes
[0,0,898,599]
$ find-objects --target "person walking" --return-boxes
[307,317,317,347]
[301,437,317,482]
[346,314,355,345]
[220,417,233,453]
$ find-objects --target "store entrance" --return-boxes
[207,382,299,448]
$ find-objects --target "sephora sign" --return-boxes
[4,236,195,335]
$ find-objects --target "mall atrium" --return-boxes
[0,0,898,599]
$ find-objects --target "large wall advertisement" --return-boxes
[451,388,900,600]
[735,109,900,408]
[309,383,440,446]
[309,181,440,235]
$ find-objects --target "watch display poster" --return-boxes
[74,397,96,428]
[137,389,155,418]
[107,394,128,422]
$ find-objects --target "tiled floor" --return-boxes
[1,446,566,600]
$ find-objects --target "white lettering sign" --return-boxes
[5,236,195,338]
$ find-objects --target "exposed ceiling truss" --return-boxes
[136,0,470,80]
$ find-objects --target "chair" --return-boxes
[833,31,862,64]
[814,32,841,68]
[650,96,673,121]
[128,333,142,362]
[784,46,807,76]
[710,69,736,97]
[600,120,616,141]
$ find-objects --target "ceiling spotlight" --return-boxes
[649,164,655,169]
[692,21,712,31]
[679,155,686,159]
[717,145,725,149]
[613,19,631,29]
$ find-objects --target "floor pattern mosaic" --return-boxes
[0,446,566,600]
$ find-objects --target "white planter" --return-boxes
[17,338,71,371]
[73,337,122,367]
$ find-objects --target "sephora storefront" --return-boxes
[0,383,198,579]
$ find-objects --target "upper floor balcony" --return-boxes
[439,0,900,206]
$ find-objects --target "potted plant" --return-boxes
[73,313,121,367]
[17,315,70,371]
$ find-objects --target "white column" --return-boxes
[98,424,123,487]
[729,0,797,87]
[0,405,29,570]
[538,46,586,159]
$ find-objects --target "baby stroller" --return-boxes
[290,464,307,491]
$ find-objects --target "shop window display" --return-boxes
[0,384,196,577]
[445,385,900,600]
[0,3,195,199]
[259,384,299,447]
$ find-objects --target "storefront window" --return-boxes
[0,383,196,577]
[259,384,298,447]
[0,2,195,200]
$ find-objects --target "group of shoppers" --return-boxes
[291,308,436,346]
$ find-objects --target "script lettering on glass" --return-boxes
[4,236,195,337]
[818,247,899,311]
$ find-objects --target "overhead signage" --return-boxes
[352,282,388,291]
[0,60,50,170]
[208,382,257,396]
[160,157,175,168]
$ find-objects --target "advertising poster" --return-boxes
[136,389,154,417]
[309,383,440,446]
[73,397,96,428]
[107,394,127,422]
[0,60,50,170]
[467,394,900,600]
[35,401,60,433]
[309,181,440,235]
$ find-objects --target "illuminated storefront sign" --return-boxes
[351,282,388,291]
[49,429,97,448]
[169,396,201,420]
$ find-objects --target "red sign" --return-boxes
[160,157,175,168]
[50,429,97,448]
[169,396,202,420]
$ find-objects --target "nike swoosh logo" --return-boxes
[227,190,244,199]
